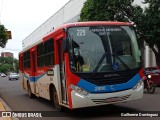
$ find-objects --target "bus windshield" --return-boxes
[68,26,141,73]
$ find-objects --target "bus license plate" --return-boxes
[106,97,121,103]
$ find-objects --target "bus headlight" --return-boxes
[133,80,143,91]
[71,84,89,96]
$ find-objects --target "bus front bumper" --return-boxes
[71,82,144,109]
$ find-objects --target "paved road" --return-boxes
[0,76,160,120]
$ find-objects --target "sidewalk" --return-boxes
[0,98,19,120]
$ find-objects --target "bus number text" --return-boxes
[95,86,106,91]
[77,29,86,36]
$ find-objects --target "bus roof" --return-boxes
[55,21,133,30]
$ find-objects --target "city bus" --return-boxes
[19,21,144,111]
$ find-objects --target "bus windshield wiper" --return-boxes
[92,53,107,75]
[92,53,130,76]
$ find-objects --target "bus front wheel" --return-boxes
[52,87,63,111]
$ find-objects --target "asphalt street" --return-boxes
[0,76,160,120]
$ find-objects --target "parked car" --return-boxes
[9,73,19,80]
[1,73,6,77]
[144,66,160,74]
[144,67,160,86]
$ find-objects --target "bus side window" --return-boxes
[44,38,54,66]
[19,55,24,71]
[24,51,31,69]
[37,43,44,67]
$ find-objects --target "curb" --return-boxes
[0,98,19,120]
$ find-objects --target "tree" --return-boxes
[13,59,19,73]
[0,24,8,48]
[0,57,14,64]
[80,0,160,65]
[0,64,14,74]
[0,57,19,74]
[137,0,160,66]
[80,0,140,22]
[80,0,143,45]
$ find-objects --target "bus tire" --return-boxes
[51,87,63,111]
[27,82,34,98]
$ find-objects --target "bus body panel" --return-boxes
[77,74,141,93]
[21,64,61,99]
[66,68,143,109]
[71,83,143,109]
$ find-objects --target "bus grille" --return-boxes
[91,95,131,104]
[77,68,140,86]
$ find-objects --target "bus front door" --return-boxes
[58,40,68,105]
[31,51,37,95]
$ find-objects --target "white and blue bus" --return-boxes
[19,21,144,111]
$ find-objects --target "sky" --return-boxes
[0,0,145,59]
[0,0,70,59]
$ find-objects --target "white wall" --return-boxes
[144,45,157,67]
[22,0,86,49]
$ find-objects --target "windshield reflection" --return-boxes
[68,26,141,73]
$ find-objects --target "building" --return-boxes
[1,52,13,58]
[22,0,86,49]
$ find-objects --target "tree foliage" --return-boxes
[0,64,14,74]
[80,0,143,45]
[80,0,160,65]
[0,24,8,48]
[0,57,19,74]
[14,59,19,73]
[0,57,14,64]
[139,0,160,65]
[80,0,137,22]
